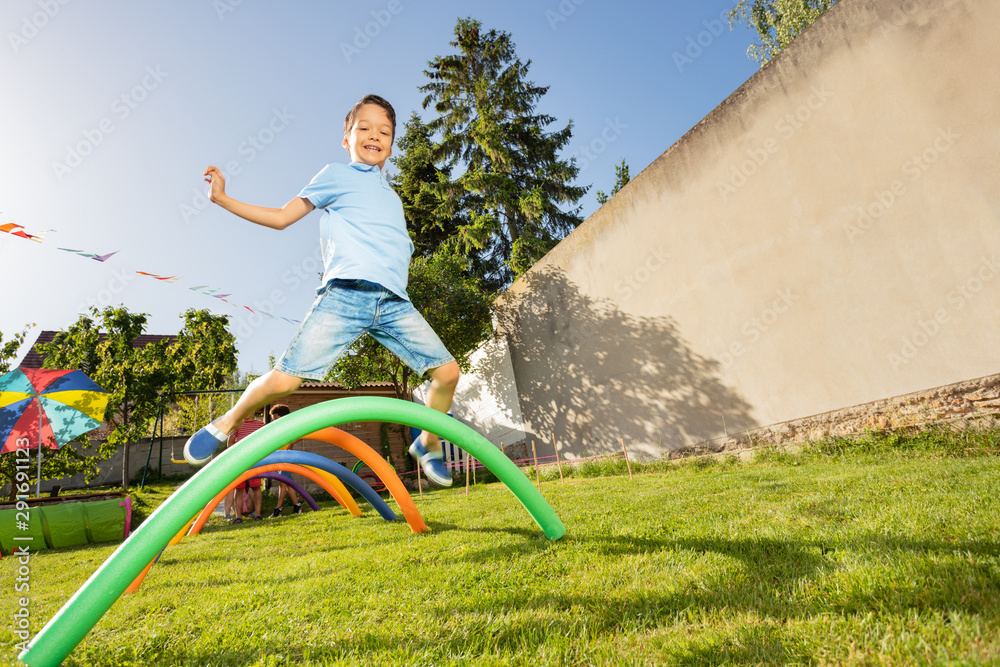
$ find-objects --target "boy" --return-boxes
[184,94,459,486]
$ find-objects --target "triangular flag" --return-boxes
[136,271,181,283]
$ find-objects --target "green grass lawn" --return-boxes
[2,429,998,666]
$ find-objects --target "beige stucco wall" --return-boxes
[498,0,1000,461]
[414,336,527,448]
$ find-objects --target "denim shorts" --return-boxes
[275,279,455,381]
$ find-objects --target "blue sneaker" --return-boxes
[409,439,453,487]
[183,423,229,466]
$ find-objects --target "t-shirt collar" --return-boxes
[349,161,390,188]
[349,161,381,173]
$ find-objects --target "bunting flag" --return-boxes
[59,248,119,262]
[2,213,301,324]
[1,222,45,243]
[136,271,182,283]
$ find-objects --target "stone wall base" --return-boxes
[677,373,1000,458]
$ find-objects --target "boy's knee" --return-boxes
[266,370,303,394]
[435,362,460,389]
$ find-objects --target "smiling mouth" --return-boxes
[364,145,382,153]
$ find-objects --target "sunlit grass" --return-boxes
[1,426,998,666]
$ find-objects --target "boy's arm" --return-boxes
[203,165,314,230]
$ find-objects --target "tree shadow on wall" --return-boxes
[491,266,756,460]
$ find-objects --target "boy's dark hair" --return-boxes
[344,94,396,141]
[269,404,291,419]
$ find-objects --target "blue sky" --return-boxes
[1,0,759,374]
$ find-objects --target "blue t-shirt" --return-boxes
[297,162,413,300]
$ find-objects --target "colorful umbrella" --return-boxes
[0,368,110,495]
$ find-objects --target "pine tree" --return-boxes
[392,113,454,259]
[420,17,586,290]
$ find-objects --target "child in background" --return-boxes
[229,412,265,523]
[268,404,302,516]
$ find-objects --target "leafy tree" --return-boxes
[420,17,586,290]
[35,307,237,489]
[327,249,493,402]
[728,0,838,65]
[595,159,632,205]
[0,324,32,375]
[166,309,240,395]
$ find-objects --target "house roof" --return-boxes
[19,330,181,369]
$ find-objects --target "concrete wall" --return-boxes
[497,0,1000,461]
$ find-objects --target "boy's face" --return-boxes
[342,103,393,170]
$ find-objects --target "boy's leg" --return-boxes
[235,487,245,521]
[420,361,461,452]
[287,484,301,513]
[216,369,303,436]
[252,486,263,518]
[184,369,303,465]
[407,361,460,487]
[224,489,235,519]
[272,482,287,517]
[366,290,459,486]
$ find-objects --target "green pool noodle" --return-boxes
[19,397,565,667]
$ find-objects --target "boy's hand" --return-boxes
[203,165,227,204]
[199,165,313,229]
